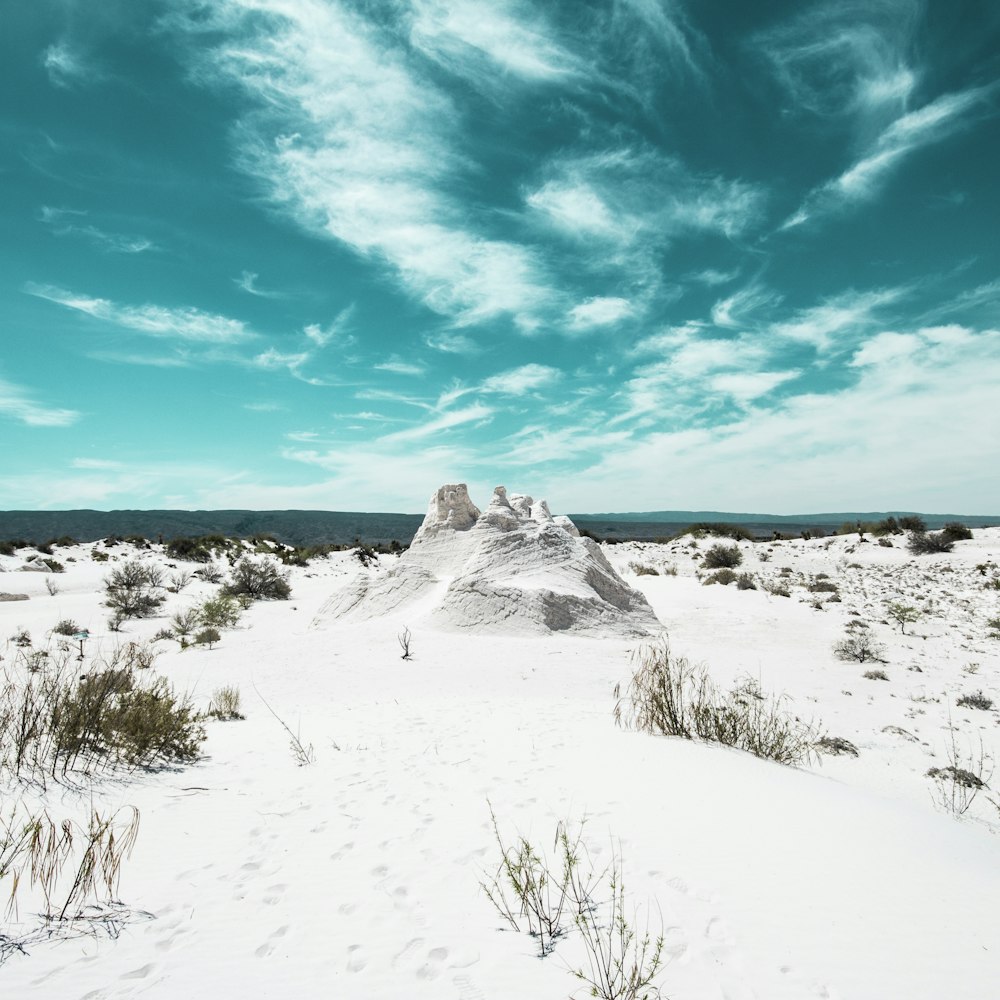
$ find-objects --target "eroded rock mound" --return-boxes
[316,484,661,637]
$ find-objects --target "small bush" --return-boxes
[614,642,821,765]
[223,556,291,601]
[940,522,973,542]
[956,691,994,711]
[195,562,225,584]
[194,627,221,650]
[702,543,743,570]
[808,580,839,593]
[833,632,887,663]
[52,619,80,637]
[815,735,859,757]
[885,601,921,633]
[877,537,893,547]
[763,581,791,598]
[170,607,203,636]
[628,562,660,576]
[703,568,737,586]
[198,594,241,629]
[208,685,244,721]
[736,572,757,591]
[104,560,164,619]
[907,531,953,555]
[899,515,927,532]
[863,669,889,681]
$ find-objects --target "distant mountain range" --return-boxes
[0,508,996,547]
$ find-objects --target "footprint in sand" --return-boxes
[346,944,367,973]
[416,946,449,980]
[255,925,289,958]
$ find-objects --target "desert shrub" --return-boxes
[833,632,887,663]
[863,669,889,681]
[208,685,244,721]
[614,642,821,765]
[194,627,221,650]
[11,629,31,647]
[104,560,164,619]
[223,556,291,601]
[628,562,659,576]
[91,549,109,562]
[927,728,992,817]
[165,537,212,563]
[52,619,80,637]
[956,691,994,711]
[198,594,241,629]
[170,607,202,636]
[703,568,737,586]
[195,561,225,584]
[907,531,954,555]
[899,515,927,532]
[166,569,193,593]
[987,617,1000,639]
[885,601,920,633]
[940,522,973,542]
[736,572,757,590]
[41,558,65,574]
[815,735,859,757]
[684,522,754,542]
[1,651,204,785]
[702,543,742,570]
[808,580,839,593]
[877,537,893,547]
[481,806,592,958]
[1,803,140,925]
[763,581,791,597]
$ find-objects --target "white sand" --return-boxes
[1,522,998,999]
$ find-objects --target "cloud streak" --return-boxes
[0,376,80,427]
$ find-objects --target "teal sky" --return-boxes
[2,0,998,514]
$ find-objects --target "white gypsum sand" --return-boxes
[1,495,998,999]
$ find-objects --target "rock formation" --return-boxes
[315,483,661,637]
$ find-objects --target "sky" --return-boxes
[2,0,999,515]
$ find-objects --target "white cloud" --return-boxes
[304,304,355,348]
[39,206,155,253]
[784,84,997,228]
[170,0,557,331]
[568,296,633,330]
[376,403,494,443]
[559,324,1000,513]
[710,369,801,402]
[424,331,483,355]
[768,287,903,350]
[235,271,284,298]
[42,42,98,88]
[26,284,256,343]
[480,364,562,396]
[0,376,80,427]
[410,0,582,86]
[375,358,427,376]
[711,284,782,329]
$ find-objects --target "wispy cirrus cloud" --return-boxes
[0,375,80,427]
[42,42,101,89]
[568,296,633,330]
[26,283,256,343]
[783,84,997,228]
[169,0,558,332]
[755,0,921,130]
[234,271,285,298]
[375,357,427,376]
[39,206,156,254]
[409,0,583,87]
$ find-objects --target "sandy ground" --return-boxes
[1,527,998,999]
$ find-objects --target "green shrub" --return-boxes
[907,531,954,555]
[52,619,80,637]
[941,522,973,542]
[194,627,221,650]
[808,580,839,593]
[223,556,291,601]
[834,632,887,663]
[198,594,241,629]
[702,543,743,570]
[208,685,244,721]
[703,568,737,586]
[863,669,889,681]
[736,572,757,590]
[104,560,164,619]
[956,691,993,711]
[614,643,822,765]
[899,515,927,532]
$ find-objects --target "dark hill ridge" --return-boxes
[1,508,996,547]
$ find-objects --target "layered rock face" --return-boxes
[316,484,661,637]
